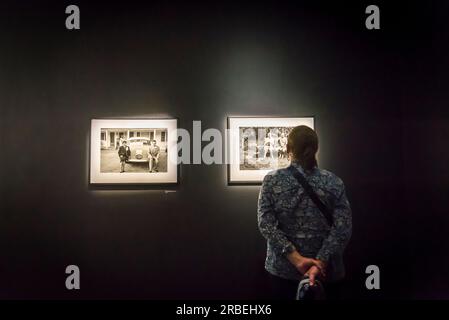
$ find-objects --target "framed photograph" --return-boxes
[227,116,315,185]
[90,118,178,185]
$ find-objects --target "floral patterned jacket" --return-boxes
[257,161,352,281]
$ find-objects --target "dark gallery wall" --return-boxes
[0,1,448,299]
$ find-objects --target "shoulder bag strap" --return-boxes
[287,165,333,226]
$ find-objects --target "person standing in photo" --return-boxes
[265,130,277,163]
[148,140,160,173]
[279,132,288,159]
[118,140,131,173]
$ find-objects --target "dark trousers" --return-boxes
[269,274,345,300]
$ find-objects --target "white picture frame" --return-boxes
[90,118,178,185]
[227,116,315,184]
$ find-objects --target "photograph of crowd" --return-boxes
[239,127,292,170]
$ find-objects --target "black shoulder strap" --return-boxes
[287,166,333,226]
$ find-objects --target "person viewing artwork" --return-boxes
[118,140,131,173]
[148,140,160,173]
[257,125,352,300]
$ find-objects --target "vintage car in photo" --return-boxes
[127,137,151,162]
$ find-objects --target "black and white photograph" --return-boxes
[100,128,168,173]
[228,117,314,184]
[239,126,292,170]
[90,119,178,184]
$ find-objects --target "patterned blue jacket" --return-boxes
[257,161,352,281]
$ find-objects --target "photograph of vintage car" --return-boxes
[90,118,177,185]
[100,128,168,173]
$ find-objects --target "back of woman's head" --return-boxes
[287,125,318,170]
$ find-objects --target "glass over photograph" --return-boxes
[228,117,315,184]
[100,128,168,173]
[90,119,177,185]
[239,126,292,170]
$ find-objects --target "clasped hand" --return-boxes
[287,250,326,286]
